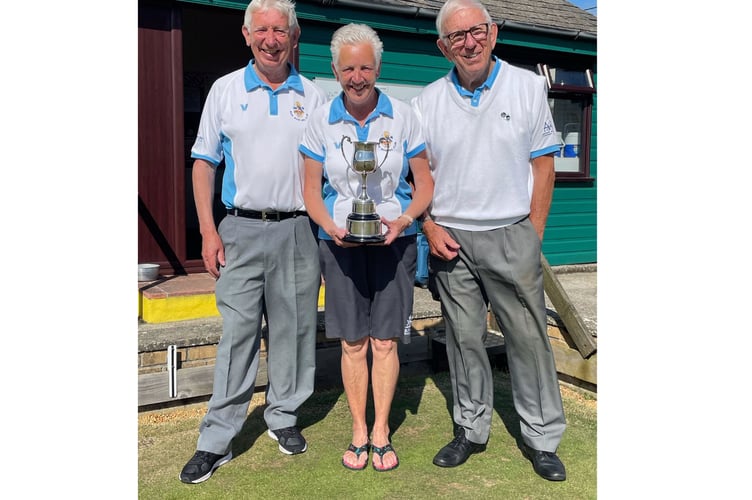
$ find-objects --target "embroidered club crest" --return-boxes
[290,101,308,121]
[378,131,394,151]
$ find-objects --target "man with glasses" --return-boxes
[411,0,567,481]
[179,0,327,484]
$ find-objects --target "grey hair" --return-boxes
[435,0,492,39]
[330,23,384,68]
[244,0,299,34]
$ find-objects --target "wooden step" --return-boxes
[137,268,597,408]
[138,273,325,324]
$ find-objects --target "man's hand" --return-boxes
[422,220,460,261]
[201,230,225,279]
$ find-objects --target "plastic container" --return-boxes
[138,263,160,281]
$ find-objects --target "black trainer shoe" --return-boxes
[268,427,307,455]
[179,450,232,484]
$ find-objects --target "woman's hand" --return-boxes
[327,224,360,248]
[380,214,413,245]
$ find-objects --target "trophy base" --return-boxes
[345,212,384,244]
[342,234,386,244]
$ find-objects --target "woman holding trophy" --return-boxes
[300,23,433,472]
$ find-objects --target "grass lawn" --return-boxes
[138,369,596,499]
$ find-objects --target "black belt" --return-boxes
[227,208,307,221]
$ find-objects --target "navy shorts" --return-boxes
[319,236,417,342]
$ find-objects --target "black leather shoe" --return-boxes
[522,445,566,481]
[433,432,486,467]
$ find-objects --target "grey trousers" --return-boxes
[431,217,566,452]
[196,214,320,455]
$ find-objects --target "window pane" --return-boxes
[549,67,590,87]
[548,97,583,173]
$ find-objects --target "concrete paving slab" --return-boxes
[544,265,597,338]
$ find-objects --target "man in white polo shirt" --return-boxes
[412,0,567,482]
[179,0,327,484]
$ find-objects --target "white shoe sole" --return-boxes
[179,451,232,484]
[267,429,307,455]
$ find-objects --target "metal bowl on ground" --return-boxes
[138,263,160,281]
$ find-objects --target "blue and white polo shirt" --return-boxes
[299,90,426,240]
[191,60,327,212]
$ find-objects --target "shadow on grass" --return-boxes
[300,358,431,445]
[227,347,522,461]
[230,406,268,459]
[424,356,525,449]
[228,357,434,456]
[230,387,344,459]
[388,362,430,440]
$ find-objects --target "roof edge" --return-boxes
[313,0,596,41]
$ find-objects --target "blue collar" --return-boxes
[244,60,304,93]
[328,88,394,124]
[450,55,501,97]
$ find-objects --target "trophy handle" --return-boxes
[340,135,353,173]
[376,142,390,171]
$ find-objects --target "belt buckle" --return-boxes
[261,210,280,222]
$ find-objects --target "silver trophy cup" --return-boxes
[340,135,389,243]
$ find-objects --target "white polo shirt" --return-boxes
[412,57,560,231]
[300,90,426,240]
[191,60,327,211]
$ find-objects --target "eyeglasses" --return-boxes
[443,22,490,47]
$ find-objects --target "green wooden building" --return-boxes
[139,0,597,273]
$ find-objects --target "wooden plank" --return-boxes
[549,187,597,201]
[546,213,596,226]
[431,330,507,373]
[138,366,213,407]
[541,255,597,359]
[551,339,597,387]
[138,358,268,407]
[542,245,597,260]
[543,227,596,241]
